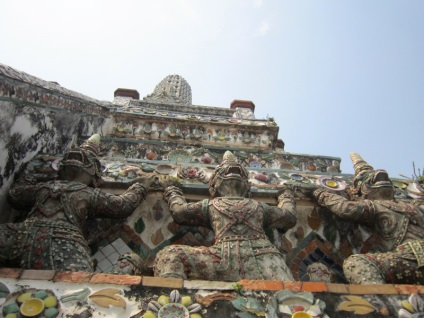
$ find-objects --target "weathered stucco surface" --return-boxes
[0,64,113,222]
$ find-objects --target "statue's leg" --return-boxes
[384,241,424,284]
[343,254,385,284]
[344,242,424,285]
[154,245,219,280]
[0,223,21,267]
[243,252,294,281]
[50,228,93,272]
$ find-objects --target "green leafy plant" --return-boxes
[232,283,244,295]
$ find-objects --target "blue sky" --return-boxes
[1,0,423,178]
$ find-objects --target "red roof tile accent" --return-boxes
[90,273,142,285]
[53,271,93,283]
[1,265,422,296]
[301,282,327,293]
[394,284,419,295]
[230,100,255,112]
[0,267,22,279]
[237,279,283,291]
[415,285,424,294]
[282,281,302,292]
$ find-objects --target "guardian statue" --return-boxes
[1,134,148,272]
[154,151,297,281]
[313,153,424,284]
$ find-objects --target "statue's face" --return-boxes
[356,169,394,200]
[58,148,102,186]
[58,166,94,185]
[209,161,250,197]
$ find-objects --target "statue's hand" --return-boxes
[313,188,326,198]
[164,184,184,202]
[278,183,296,196]
[312,187,339,204]
[16,174,37,186]
[277,184,296,204]
[159,176,183,190]
[131,177,152,190]
[313,186,341,197]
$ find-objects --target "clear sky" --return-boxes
[1,0,423,179]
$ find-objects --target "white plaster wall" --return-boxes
[0,100,112,222]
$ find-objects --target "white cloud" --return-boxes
[178,0,200,22]
[253,0,263,8]
[253,20,270,37]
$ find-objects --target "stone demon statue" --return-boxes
[1,134,148,272]
[313,153,424,284]
[154,151,297,281]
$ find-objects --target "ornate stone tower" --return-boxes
[143,74,192,105]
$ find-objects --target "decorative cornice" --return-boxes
[0,63,113,116]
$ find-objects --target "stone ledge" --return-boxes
[183,280,235,290]
[142,276,183,289]
[348,284,398,295]
[20,269,55,281]
[326,283,349,294]
[1,268,424,295]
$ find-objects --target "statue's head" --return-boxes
[209,151,250,198]
[110,252,146,275]
[350,153,394,200]
[306,262,332,282]
[58,134,103,187]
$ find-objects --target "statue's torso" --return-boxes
[370,200,424,251]
[29,180,92,229]
[209,197,265,240]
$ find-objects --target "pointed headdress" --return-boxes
[59,134,103,186]
[208,151,250,198]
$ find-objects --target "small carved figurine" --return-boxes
[313,153,424,284]
[306,262,332,282]
[154,151,297,281]
[1,134,148,272]
[109,252,147,275]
